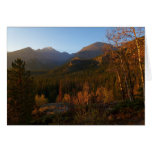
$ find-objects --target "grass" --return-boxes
[31,98,144,125]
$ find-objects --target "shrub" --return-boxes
[35,94,48,107]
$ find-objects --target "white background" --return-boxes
[0,0,152,152]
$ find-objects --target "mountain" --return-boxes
[7,47,72,71]
[7,42,114,71]
[43,37,145,77]
[45,51,112,78]
[74,42,114,59]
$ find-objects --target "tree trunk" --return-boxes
[119,54,134,102]
[117,71,125,101]
[132,28,144,86]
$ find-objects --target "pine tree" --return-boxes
[7,58,35,125]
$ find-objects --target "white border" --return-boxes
[1,0,152,152]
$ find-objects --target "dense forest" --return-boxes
[7,27,145,125]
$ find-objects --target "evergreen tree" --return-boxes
[7,58,35,125]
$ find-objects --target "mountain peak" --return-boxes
[78,42,110,53]
[42,47,54,50]
[12,47,34,54]
[35,47,58,54]
[25,47,33,49]
[74,42,113,59]
[21,47,33,51]
[39,47,57,53]
[92,42,106,46]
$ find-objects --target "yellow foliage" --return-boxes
[35,94,48,107]
[96,87,113,103]
[96,87,104,102]
[103,88,113,103]
[75,82,91,104]
[63,94,71,103]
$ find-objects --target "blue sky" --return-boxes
[7,27,110,53]
[7,27,144,53]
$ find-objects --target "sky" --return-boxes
[7,27,110,53]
